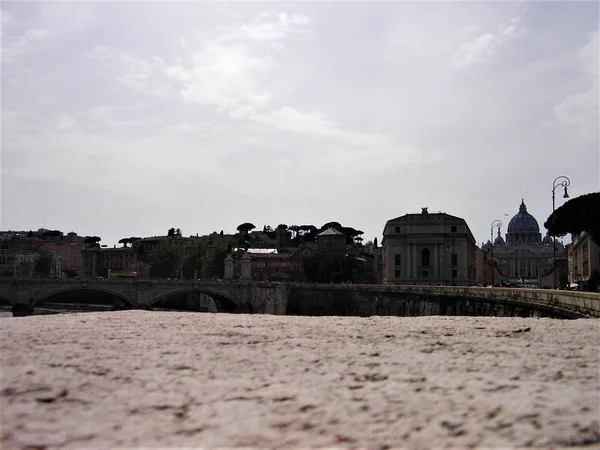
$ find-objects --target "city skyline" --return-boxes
[1,2,598,248]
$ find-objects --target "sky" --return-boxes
[1,1,598,248]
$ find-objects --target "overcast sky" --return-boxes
[1,1,598,247]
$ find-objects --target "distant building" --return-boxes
[50,252,64,277]
[38,242,84,274]
[83,247,138,278]
[568,231,600,286]
[132,236,197,263]
[0,250,37,277]
[382,208,477,285]
[317,228,346,252]
[484,200,564,287]
[226,245,316,281]
[475,247,493,286]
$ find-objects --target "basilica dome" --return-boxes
[506,200,542,245]
[507,200,540,233]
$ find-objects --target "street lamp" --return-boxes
[490,220,502,286]
[551,176,570,289]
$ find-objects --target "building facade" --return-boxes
[569,231,600,286]
[382,208,477,285]
[0,250,37,277]
[485,200,563,287]
[38,242,84,274]
[475,247,493,286]
[317,228,346,252]
[83,247,139,278]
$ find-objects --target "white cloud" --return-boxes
[1,9,13,26]
[1,28,51,63]
[56,115,76,131]
[165,12,311,117]
[90,46,172,97]
[554,32,599,138]
[250,107,386,145]
[449,14,525,68]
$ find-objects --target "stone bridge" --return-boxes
[0,279,289,316]
[0,279,598,318]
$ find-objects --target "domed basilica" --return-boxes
[484,200,564,286]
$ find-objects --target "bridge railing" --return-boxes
[285,283,600,317]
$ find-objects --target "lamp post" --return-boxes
[490,220,502,286]
[551,176,570,289]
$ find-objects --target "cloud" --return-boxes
[1,28,51,63]
[315,145,443,178]
[87,105,156,130]
[449,15,524,68]
[250,107,386,145]
[553,32,599,138]
[166,12,311,116]
[56,115,76,131]
[90,46,172,97]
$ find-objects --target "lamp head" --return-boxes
[563,186,569,198]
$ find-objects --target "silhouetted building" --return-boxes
[382,208,477,285]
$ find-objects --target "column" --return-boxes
[224,255,234,279]
[406,244,411,279]
[241,253,252,280]
[412,244,417,278]
[433,244,439,281]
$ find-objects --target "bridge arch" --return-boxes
[150,287,238,313]
[34,287,134,308]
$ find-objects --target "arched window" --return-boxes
[421,248,430,266]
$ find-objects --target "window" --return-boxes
[452,269,457,278]
[394,226,400,233]
[421,248,430,266]
[422,270,429,277]
[395,269,401,277]
[451,226,457,233]
[451,254,457,266]
[395,254,401,266]
[327,240,333,248]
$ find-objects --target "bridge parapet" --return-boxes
[1,279,598,318]
[287,283,600,318]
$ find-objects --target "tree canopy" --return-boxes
[320,222,342,231]
[149,240,185,278]
[302,251,365,283]
[180,237,231,279]
[34,251,55,277]
[544,192,600,244]
[237,223,256,233]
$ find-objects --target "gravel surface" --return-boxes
[1,311,599,449]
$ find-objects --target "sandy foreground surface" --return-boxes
[1,311,599,449]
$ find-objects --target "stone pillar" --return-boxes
[224,255,234,280]
[405,245,411,280]
[412,244,417,279]
[241,252,252,280]
[433,244,439,280]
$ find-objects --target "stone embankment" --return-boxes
[1,311,599,448]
